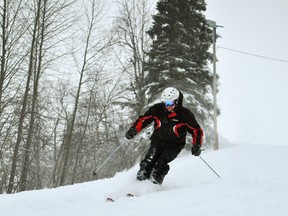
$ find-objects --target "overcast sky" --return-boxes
[205,0,288,145]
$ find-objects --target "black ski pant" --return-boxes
[138,140,184,180]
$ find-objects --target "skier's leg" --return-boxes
[151,145,183,184]
[137,141,161,181]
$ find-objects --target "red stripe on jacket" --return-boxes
[173,123,203,145]
[134,115,161,133]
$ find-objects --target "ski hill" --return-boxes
[0,144,287,216]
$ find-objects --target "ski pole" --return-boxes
[92,140,126,176]
[199,155,220,178]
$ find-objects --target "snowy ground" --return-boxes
[1,144,288,216]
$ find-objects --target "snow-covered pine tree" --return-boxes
[145,0,217,146]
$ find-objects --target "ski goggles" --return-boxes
[163,100,175,106]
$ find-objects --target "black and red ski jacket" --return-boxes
[130,94,203,147]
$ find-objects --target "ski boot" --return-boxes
[136,160,153,181]
[151,162,169,185]
[136,169,151,181]
[151,173,165,185]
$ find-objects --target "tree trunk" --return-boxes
[19,0,47,192]
[7,0,41,194]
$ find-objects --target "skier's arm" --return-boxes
[125,105,156,139]
[184,110,203,146]
[185,112,203,156]
[131,106,156,133]
[125,106,156,139]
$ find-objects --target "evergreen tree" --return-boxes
[145,0,216,145]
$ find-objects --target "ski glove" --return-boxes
[191,144,201,156]
[125,127,137,140]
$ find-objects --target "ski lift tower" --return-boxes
[207,20,223,150]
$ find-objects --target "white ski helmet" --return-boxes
[161,87,180,102]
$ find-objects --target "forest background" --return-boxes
[0,0,216,194]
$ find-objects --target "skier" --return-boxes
[125,87,203,184]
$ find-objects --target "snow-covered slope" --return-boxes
[1,145,287,216]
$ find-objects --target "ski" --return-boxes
[126,193,135,197]
[106,197,115,202]
[106,193,135,202]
